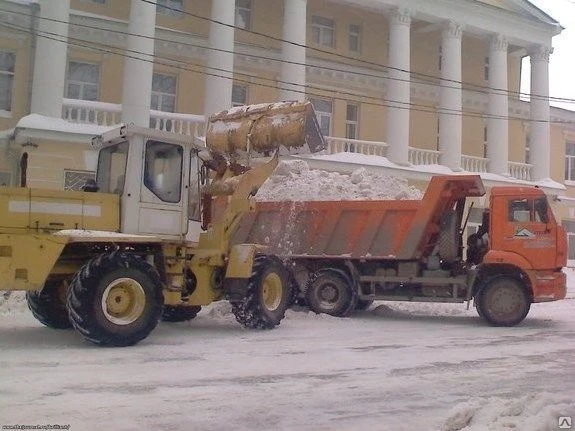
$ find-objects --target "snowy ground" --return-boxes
[1,271,574,431]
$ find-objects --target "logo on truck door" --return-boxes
[514,227,535,238]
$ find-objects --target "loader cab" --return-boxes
[95,126,204,241]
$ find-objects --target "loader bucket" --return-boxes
[205,101,326,162]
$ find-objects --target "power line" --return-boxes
[0,4,572,104]
[0,18,573,126]
[138,0,573,104]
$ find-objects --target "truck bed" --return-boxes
[232,200,420,259]
[231,175,485,260]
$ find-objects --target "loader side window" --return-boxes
[144,140,183,203]
[96,141,129,194]
[188,152,201,221]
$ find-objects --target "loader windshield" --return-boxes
[96,141,129,194]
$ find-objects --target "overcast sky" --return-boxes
[522,0,575,111]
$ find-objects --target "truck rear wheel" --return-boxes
[26,278,72,329]
[67,252,164,346]
[231,255,292,329]
[305,268,358,317]
[162,305,202,322]
[476,276,531,326]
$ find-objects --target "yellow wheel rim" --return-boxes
[262,273,283,312]
[101,278,146,325]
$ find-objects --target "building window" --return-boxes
[66,61,99,101]
[483,126,488,158]
[151,73,177,112]
[0,171,11,187]
[565,142,575,181]
[157,0,183,17]
[0,51,15,112]
[312,16,335,48]
[235,0,251,30]
[310,98,333,137]
[64,170,95,191]
[436,118,440,150]
[438,45,442,71]
[232,84,248,107]
[83,0,106,4]
[525,134,530,164]
[349,24,361,54]
[484,56,490,81]
[346,103,358,139]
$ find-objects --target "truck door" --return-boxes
[495,196,557,269]
[138,139,189,237]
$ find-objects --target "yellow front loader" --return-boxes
[0,101,325,346]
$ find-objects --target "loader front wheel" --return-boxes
[162,305,202,322]
[67,252,164,346]
[26,278,72,329]
[476,276,531,327]
[231,255,292,329]
[305,268,358,317]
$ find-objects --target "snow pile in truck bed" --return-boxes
[256,160,423,201]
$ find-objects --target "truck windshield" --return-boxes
[96,141,129,194]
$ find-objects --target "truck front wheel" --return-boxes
[476,276,531,326]
[67,252,164,346]
[305,268,358,317]
[26,278,72,329]
[231,255,292,329]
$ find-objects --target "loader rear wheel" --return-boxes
[231,255,292,329]
[26,278,72,329]
[67,252,164,346]
[162,305,202,322]
[476,276,531,327]
[305,268,358,317]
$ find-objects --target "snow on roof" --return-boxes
[4,0,38,5]
[16,114,117,136]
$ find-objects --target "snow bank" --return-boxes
[0,291,27,316]
[442,393,575,431]
[256,160,423,201]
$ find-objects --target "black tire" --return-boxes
[355,298,374,311]
[67,252,164,346]
[305,268,358,317]
[26,278,72,329]
[231,255,293,329]
[162,305,202,322]
[476,276,531,326]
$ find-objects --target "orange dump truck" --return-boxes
[232,175,567,326]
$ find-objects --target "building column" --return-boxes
[487,34,509,176]
[121,0,156,127]
[530,45,552,181]
[385,8,411,165]
[439,21,463,171]
[204,0,235,116]
[279,0,307,101]
[30,0,70,118]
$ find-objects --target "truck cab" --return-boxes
[478,187,567,303]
